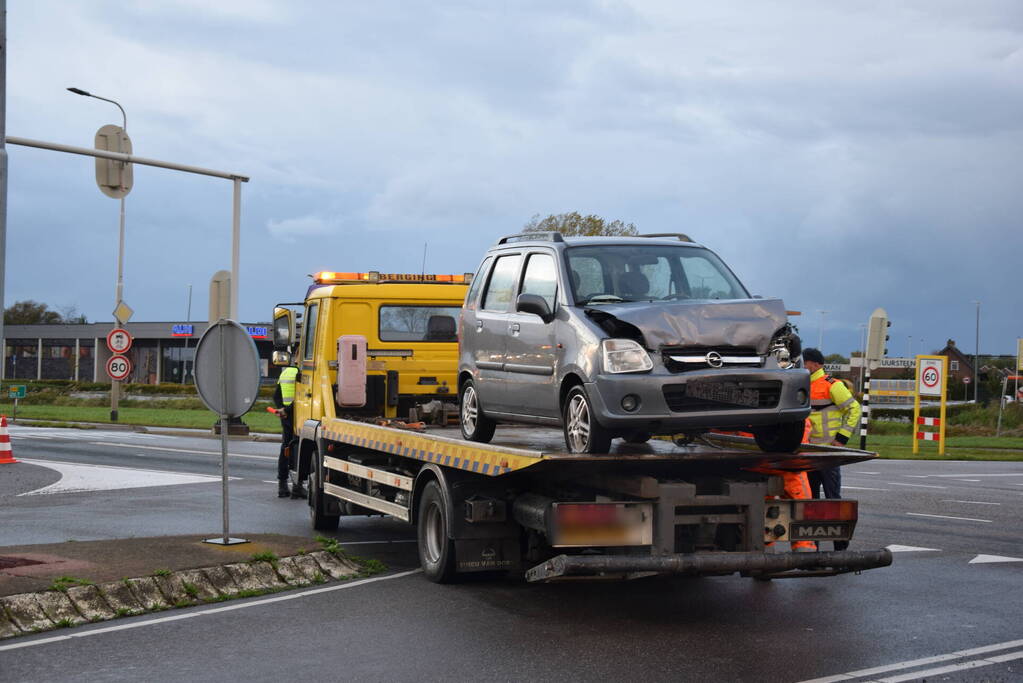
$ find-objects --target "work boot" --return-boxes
[277,481,290,498]
[290,482,308,500]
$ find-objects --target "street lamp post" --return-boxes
[67,87,129,421]
[858,323,868,392]
[972,301,981,402]
[817,310,829,350]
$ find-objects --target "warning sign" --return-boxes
[918,358,945,397]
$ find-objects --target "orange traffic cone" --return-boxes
[0,415,18,464]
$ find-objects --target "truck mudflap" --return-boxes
[525,549,893,582]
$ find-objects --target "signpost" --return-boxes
[194,319,261,546]
[7,384,25,421]
[913,355,948,455]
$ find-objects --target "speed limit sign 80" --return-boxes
[107,354,132,381]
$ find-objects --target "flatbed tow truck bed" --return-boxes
[304,417,893,582]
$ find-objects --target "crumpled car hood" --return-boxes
[586,298,789,353]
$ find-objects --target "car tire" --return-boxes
[460,378,496,443]
[309,451,340,531]
[417,480,457,583]
[752,421,805,453]
[563,385,612,454]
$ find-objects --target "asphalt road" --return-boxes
[1,426,1021,682]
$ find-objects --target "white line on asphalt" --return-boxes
[906,473,1023,479]
[0,568,423,652]
[854,471,880,475]
[91,441,275,461]
[842,486,889,491]
[877,650,1023,683]
[796,638,1023,683]
[940,499,1001,505]
[887,482,947,489]
[341,539,417,545]
[906,512,991,523]
[954,479,981,482]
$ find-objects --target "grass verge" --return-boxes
[0,403,281,432]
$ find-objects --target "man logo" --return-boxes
[705,351,723,368]
[791,523,850,540]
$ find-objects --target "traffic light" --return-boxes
[865,308,890,361]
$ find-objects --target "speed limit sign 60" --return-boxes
[107,355,132,381]
[918,358,944,397]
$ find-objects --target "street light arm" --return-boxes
[66,86,127,131]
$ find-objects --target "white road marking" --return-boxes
[878,650,1023,683]
[885,545,940,552]
[17,459,225,495]
[797,638,1023,683]
[940,499,1000,505]
[340,539,417,545]
[842,486,889,491]
[906,473,1023,479]
[969,554,1023,564]
[854,471,880,475]
[92,441,275,461]
[906,512,991,523]
[954,479,981,482]
[887,482,947,489]
[0,568,422,652]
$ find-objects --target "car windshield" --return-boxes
[566,244,749,304]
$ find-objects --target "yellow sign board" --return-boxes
[913,355,948,456]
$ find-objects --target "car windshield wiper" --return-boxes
[580,294,625,304]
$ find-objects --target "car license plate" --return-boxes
[790,522,853,541]
[686,381,760,408]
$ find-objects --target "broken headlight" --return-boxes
[602,339,653,374]
[769,324,802,369]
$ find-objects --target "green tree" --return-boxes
[824,353,849,364]
[4,300,88,324]
[524,212,638,237]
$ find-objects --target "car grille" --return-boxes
[662,346,764,373]
[662,380,782,412]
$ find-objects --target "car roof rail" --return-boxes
[497,231,565,244]
[639,232,695,243]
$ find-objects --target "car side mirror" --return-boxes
[516,293,553,322]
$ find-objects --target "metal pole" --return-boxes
[0,0,8,365]
[973,302,980,403]
[219,319,230,544]
[859,366,871,450]
[817,310,828,350]
[182,284,192,384]
[231,178,241,321]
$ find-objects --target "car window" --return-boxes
[302,302,319,361]
[464,257,491,309]
[520,253,557,310]
[568,255,605,301]
[481,254,521,312]
[681,255,734,299]
[379,306,462,342]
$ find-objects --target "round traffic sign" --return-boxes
[922,367,940,388]
[106,328,133,354]
[107,354,132,381]
[963,376,971,384]
[194,319,261,418]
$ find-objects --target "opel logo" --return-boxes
[705,351,723,368]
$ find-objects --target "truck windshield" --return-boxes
[379,306,461,342]
[566,244,749,304]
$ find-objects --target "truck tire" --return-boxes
[460,378,496,443]
[752,421,805,453]
[309,451,340,531]
[417,480,457,583]
[563,385,612,454]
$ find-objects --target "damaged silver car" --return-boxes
[458,232,811,454]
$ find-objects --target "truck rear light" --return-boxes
[794,500,857,521]
[551,502,653,548]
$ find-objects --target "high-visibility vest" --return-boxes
[278,366,298,406]
[807,369,861,444]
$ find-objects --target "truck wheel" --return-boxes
[417,481,457,583]
[752,421,804,453]
[460,379,496,443]
[563,385,612,454]
[309,452,340,531]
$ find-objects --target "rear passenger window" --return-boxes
[481,254,521,312]
[521,253,557,310]
[464,257,491,309]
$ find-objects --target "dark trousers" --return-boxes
[278,411,294,482]
[808,467,842,500]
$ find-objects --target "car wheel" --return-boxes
[460,378,496,443]
[417,481,457,583]
[752,421,805,453]
[563,385,612,454]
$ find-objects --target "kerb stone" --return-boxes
[124,577,169,610]
[201,566,239,597]
[245,561,287,589]
[223,563,265,593]
[311,551,359,580]
[175,570,220,602]
[66,585,115,622]
[97,581,145,616]
[275,556,310,586]
[292,555,327,582]
[35,591,86,626]
[0,594,53,632]
[154,574,196,606]
[0,609,21,639]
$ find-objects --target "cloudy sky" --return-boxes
[5,1,1021,356]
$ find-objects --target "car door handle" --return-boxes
[476,321,484,332]
[510,323,520,333]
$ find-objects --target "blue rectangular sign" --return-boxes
[246,326,268,339]
[172,324,194,337]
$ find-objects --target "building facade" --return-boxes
[3,322,274,384]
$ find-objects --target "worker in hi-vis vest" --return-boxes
[273,364,305,499]
[801,347,861,549]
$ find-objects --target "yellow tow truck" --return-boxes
[273,270,892,584]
